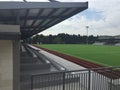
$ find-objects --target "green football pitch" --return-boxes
[37,44,120,66]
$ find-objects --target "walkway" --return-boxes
[28,45,86,71]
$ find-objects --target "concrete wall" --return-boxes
[0,24,20,90]
[13,40,20,90]
[0,40,13,90]
[0,25,20,32]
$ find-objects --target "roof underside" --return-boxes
[0,2,88,39]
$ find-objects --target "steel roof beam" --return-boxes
[23,9,30,26]
[37,7,86,33]
[36,8,70,33]
[0,16,66,21]
[0,2,88,39]
[49,8,85,29]
[31,9,44,27]
[21,8,86,35]
[32,8,58,32]
[11,10,16,24]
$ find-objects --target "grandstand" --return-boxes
[0,1,120,90]
[93,42,105,45]
[96,35,120,45]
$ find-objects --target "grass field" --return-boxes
[37,44,120,66]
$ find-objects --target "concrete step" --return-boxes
[20,57,39,63]
[21,63,51,71]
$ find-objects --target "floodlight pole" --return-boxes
[49,0,59,2]
[86,26,89,44]
[23,0,27,2]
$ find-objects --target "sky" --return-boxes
[0,0,120,36]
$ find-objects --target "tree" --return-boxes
[53,37,61,44]
[27,33,98,44]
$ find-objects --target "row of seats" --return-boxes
[20,44,51,90]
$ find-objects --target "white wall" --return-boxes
[0,40,13,90]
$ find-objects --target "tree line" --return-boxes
[24,33,99,44]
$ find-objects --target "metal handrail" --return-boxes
[31,66,120,76]
[31,67,120,90]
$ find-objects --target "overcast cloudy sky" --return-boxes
[1,0,120,36]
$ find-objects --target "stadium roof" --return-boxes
[0,2,88,39]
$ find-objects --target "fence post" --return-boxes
[31,75,33,90]
[63,72,65,90]
[88,70,91,90]
[110,69,113,90]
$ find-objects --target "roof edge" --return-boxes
[0,2,88,9]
